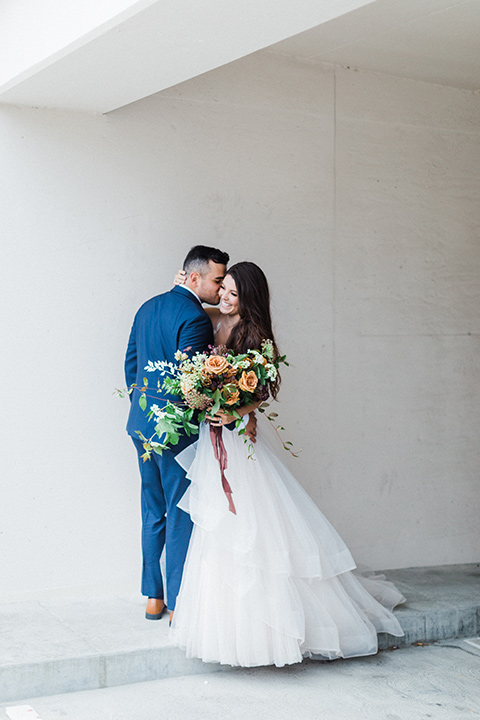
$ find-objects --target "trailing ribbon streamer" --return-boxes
[209,425,236,514]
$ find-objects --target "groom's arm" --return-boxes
[124,318,137,399]
[178,313,214,356]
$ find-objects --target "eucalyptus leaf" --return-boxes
[166,431,180,446]
[154,417,177,436]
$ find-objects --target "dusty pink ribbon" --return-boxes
[209,425,236,515]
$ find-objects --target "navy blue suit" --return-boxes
[125,285,214,609]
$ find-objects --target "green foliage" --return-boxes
[120,343,299,461]
[137,400,201,458]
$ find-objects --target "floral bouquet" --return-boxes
[133,340,288,514]
[136,339,284,455]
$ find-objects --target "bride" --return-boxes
[170,261,405,667]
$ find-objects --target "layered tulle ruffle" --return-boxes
[172,422,405,667]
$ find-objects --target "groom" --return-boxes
[125,245,229,620]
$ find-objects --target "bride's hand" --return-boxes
[174,269,187,285]
[208,410,236,427]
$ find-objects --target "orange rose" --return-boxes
[222,383,240,405]
[225,389,240,405]
[238,370,258,392]
[204,355,230,374]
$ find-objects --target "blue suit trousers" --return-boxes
[132,436,194,610]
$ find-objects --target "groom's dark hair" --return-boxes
[183,245,229,275]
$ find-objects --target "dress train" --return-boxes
[171,422,405,667]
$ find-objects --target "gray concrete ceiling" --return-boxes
[266,0,480,91]
[0,0,373,113]
[0,0,478,114]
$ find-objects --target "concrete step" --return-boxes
[1,563,479,704]
[376,564,480,649]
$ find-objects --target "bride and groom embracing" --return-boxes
[125,245,405,668]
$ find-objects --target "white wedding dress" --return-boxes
[171,420,405,667]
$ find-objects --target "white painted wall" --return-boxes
[1,53,478,600]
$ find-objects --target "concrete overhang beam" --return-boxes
[0,0,375,114]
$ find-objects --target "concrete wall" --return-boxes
[1,52,479,600]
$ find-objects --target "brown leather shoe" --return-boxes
[145,598,166,620]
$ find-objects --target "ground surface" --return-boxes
[3,639,480,720]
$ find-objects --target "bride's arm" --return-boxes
[243,412,257,443]
[209,404,260,443]
[173,269,187,285]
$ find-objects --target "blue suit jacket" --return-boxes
[125,285,214,442]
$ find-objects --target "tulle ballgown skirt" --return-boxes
[171,422,405,668]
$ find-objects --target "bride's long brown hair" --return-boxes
[226,262,281,399]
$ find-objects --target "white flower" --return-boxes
[266,364,278,380]
[192,355,207,371]
[150,404,165,419]
[249,350,266,365]
[145,360,179,376]
[180,375,196,394]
